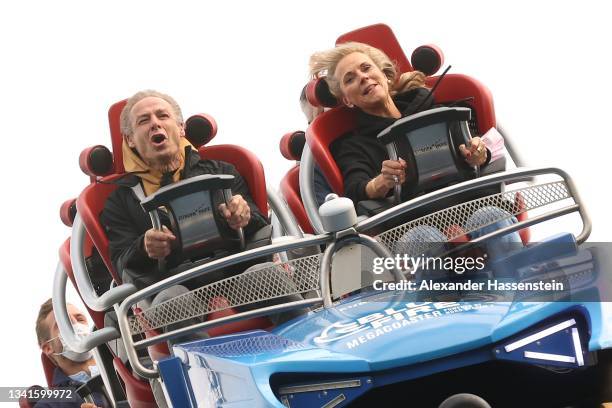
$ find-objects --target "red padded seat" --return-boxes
[199,144,268,215]
[280,166,314,234]
[278,130,315,234]
[206,297,272,337]
[76,174,124,283]
[113,358,156,408]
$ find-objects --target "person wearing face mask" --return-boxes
[35,298,107,408]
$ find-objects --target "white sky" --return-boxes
[0,0,610,393]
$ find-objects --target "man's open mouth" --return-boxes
[151,133,167,146]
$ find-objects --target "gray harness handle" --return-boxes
[132,175,246,272]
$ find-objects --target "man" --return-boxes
[35,299,104,408]
[100,90,268,290]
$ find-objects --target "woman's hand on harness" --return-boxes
[366,158,407,199]
[218,194,251,230]
[459,137,488,167]
[144,225,176,260]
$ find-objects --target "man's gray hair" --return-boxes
[120,90,184,136]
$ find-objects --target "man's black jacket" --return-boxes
[100,148,268,290]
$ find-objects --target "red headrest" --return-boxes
[59,198,77,227]
[425,73,495,134]
[336,23,412,74]
[280,131,305,161]
[306,78,339,108]
[185,113,218,148]
[79,145,114,178]
[411,44,444,76]
[108,99,127,174]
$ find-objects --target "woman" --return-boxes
[310,42,489,203]
[309,42,521,260]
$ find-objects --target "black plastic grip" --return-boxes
[377,107,471,144]
[140,174,234,211]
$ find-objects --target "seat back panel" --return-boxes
[108,100,127,174]
[306,107,358,195]
[280,166,314,234]
[336,23,412,73]
[199,144,268,215]
[76,174,124,283]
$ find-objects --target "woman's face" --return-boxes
[335,52,390,110]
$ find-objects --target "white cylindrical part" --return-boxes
[318,196,357,232]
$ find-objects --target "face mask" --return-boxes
[68,364,99,383]
[45,323,93,363]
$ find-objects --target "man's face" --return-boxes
[41,304,88,359]
[125,96,185,169]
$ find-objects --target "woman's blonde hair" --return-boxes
[309,42,427,99]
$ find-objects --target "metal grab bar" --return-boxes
[70,214,138,312]
[53,261,121,353]
[116,234,331,379]
[436,205,580,259]
[356,167,591,244]
[135,298,321,350]
[320,233,402,308]
[496,122,527,168]
[267,185,303,238]
[299,145,326,234]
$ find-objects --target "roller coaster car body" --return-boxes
[158,231,611,407]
